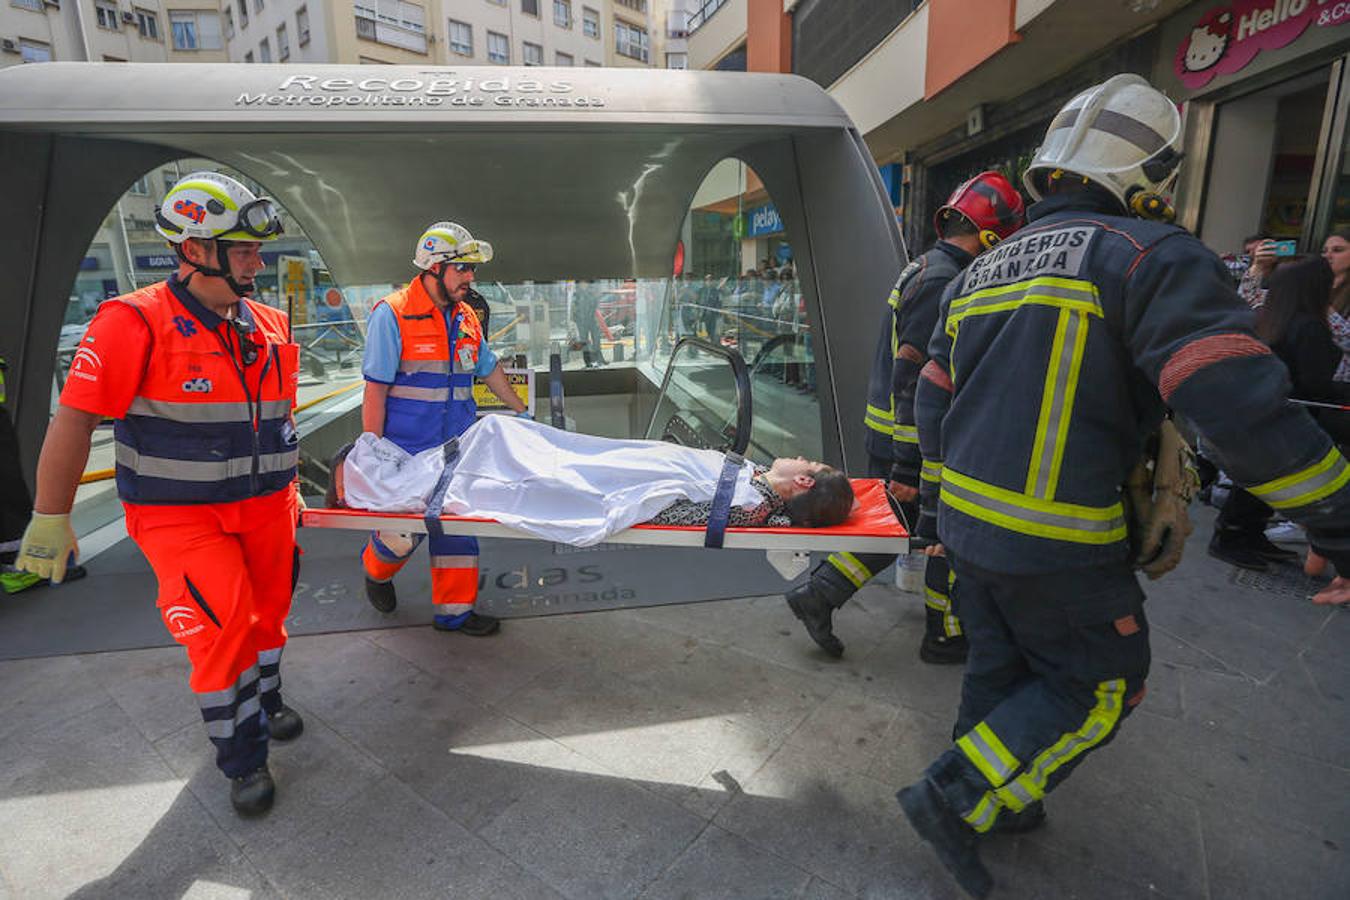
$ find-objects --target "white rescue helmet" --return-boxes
[1023,74,1183,214]
[154,171,283,244]
[413,221,494,270]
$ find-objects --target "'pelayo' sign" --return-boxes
[1175,0,1350,89]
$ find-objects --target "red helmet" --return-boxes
[934,171,1026,248]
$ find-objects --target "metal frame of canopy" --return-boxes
[0,63,907,480]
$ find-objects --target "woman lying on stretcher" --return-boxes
[324,416,854,545]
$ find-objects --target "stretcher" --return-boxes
[301,478,907,580]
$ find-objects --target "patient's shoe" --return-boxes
[433,611,501,636]
[365,577,397,613]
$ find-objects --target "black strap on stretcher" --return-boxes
[703,451,745,549]
[422,438,461,541]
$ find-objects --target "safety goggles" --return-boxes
[231,198,284,239]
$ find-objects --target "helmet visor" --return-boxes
[237,198,284,239]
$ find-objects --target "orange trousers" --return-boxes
[125,488,298,778]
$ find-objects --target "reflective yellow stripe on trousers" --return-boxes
[960,679,1126,832]
[1248,447,1350,510]
[941,466,1127,545]
[864,403,894,437]
[828,551,872,589]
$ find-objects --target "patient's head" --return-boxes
[325,442,355,509]
[766,457,854,527]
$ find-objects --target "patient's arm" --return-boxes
[362,382,390,436]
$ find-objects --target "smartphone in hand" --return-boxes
[1270,239,1297,257]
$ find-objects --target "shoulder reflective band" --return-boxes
[423,438,462,541]
[549,351,565,429]
[940,466,1127,545]
[1247,447,1350,511]
[704,451,746,549]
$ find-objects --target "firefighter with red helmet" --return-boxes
[16,171,303,817]
[786,172,1025,660]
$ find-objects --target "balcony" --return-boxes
[355,14,428,54]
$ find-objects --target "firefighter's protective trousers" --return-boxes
[927,556,1148,833]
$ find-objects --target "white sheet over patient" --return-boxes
[343,416,762,545]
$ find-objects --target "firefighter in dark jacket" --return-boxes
[785,172,1024,661]
[899,74,1350,899]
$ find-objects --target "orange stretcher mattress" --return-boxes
[301,478,908,555]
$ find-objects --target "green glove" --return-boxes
[16,513,78,584]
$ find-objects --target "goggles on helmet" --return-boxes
[233,198,284,239]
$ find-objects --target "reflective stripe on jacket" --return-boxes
[113,282,299,504]
[863,243,971,474]
[378,278,484,454]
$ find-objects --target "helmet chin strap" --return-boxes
[176,239,255,298]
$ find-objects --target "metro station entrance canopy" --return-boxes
[0,63,905,474]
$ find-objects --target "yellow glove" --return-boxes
[16,513,79,584]
[1135,420,1199,580]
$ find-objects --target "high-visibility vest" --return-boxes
[377,278,484,454]
[112,282,299,504]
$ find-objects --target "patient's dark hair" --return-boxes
[784,468,854,527]
[325,442,355,509]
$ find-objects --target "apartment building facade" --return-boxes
[2,0,689,69]
[0,0,227,66]
[219,0,666,69]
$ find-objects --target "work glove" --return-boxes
[16,513,79,584]
[1129,419,1199,580]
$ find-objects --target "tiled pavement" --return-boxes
[1,508,1347,899]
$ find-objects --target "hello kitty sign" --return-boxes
[1175,0,1350,89]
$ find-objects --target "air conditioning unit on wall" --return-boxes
[0,38,18,54]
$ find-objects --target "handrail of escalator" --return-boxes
[646,337,752,456]
[747,331,805,377]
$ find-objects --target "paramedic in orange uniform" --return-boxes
[16,172,303,817]
[359,221,528,635]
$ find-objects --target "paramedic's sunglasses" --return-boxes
[449,262,478,274]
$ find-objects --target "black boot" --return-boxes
[920,608,969,665]
[784,562,858,658]
[365,577,397,613]
[898,777,992,899]
[785,583,844,658]
[1208,530,1270,571]
[267,705,304,742]
[433,611,501,636]
[230,764,275,817]
[987,801,1046,835]
[1250,533,1299,563]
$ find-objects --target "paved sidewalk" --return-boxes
[1,510,1347,899]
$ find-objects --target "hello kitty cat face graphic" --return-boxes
[1184,11,1230,73]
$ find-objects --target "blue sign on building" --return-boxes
[746,203,784,238]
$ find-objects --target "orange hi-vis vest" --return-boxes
[376,277,484,454]
[112,281,299,504]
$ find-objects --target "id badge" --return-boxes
[458,346,475,371]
